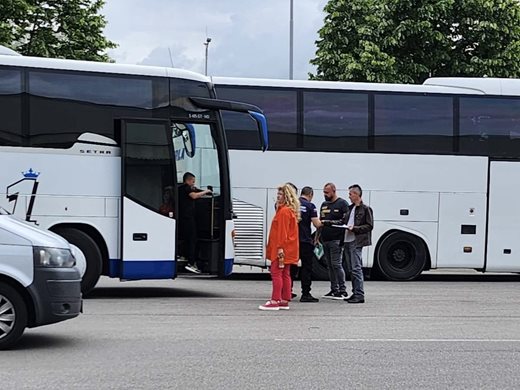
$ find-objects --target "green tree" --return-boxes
[311,0,520,83]
[0,0,116,62]
[0,0,29,45]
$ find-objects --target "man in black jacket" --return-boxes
[298,186,322,302]
[341,184,373,303]
[320,183,350,300]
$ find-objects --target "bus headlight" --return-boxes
[33,247,76,268]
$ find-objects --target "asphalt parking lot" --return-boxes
[3,271,520,389]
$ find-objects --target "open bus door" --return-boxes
[119,119,177,279]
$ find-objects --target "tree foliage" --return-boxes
[0,0,116,61]
[311,0,520,83]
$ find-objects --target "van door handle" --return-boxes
[133,233,148,241]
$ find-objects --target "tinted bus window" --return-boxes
[375,94,453,153]
[460,97,520,158]
[216,86,298,150]
[124,122,174,213]
[28,71,169,148]
[303,91,368,151]
[0,68,23,146]
[170,78,210,101]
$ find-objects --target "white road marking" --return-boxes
[275,338,520,342]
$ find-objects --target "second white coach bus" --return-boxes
[0,48,268,294]
[214,76,520,280]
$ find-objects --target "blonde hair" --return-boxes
[278,183,301,221]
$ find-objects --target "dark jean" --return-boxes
[344,241,364,297]
[299,242,314,295]
[323,240,346,293]
[180,217,197,266]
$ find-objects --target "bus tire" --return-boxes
[376,232,427,281]
[0,283,27,350]
[310,248,350,281]
[310,251,331,281]
[55,228,102,295]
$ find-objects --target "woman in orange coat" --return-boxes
[259,183,300,311]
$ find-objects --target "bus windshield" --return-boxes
[173,122,221,196]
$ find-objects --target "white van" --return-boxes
[0,209,82,349]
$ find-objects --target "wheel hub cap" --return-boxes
[393,248,407,263]
[0,295,15,339]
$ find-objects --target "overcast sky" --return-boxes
[102,0,328,80]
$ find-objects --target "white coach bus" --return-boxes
[214,76,520,280]
[0,48,268,294]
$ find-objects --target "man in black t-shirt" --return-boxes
[178,172,212,274]
[320,182,349,300]
[299,186,322,302]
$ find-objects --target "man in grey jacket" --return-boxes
[324,184,373,303]
[342,184,373,303]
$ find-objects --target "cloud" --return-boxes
[138,45,198,70]
[102,0,327,80]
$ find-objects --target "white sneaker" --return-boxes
[185,264,201,274]
[258,300,280,311]
[322,291,335,299]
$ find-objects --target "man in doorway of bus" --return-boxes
[340,184,374,304]
[178,172,212,274]
[299,186,322,302]
[320,183,350,300]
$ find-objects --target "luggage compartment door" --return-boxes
[486,161,520,272]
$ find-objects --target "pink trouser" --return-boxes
[270,261,292,301]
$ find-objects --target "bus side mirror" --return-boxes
[187,97,270,152]
[173,122,196,158]
[183,124,196,158]
[248,111,269,152]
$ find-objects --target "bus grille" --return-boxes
[232,198,264,262]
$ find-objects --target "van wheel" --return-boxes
[376,232,426,281]
[0,284,27,350]
[54,228,102,295]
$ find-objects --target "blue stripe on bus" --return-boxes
[108,258,235,278]
[108,259,176,279]
[223,258,234,276]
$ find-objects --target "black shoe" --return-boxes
[291,292,297,299]
[345,295,365,304]
[300,294,319,303]
[322,290,335,299]
[331,291,348,300]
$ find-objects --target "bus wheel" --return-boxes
[311,249,350,281]
[0,284,27,350]
[55,228,102,295]
[311,254,330,281]
[376,232,426,281]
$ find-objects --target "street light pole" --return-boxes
[289,0,294,80]
[204,37,212,76]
